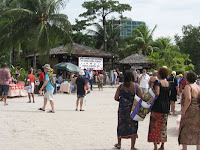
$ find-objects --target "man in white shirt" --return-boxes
[138,69,150,97]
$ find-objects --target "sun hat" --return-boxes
[153,70,158,73]
[172,71,176,76]
[42,64,51,70]
[79,70,85,76]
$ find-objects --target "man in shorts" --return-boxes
[75,70,86,111]
[0,63,10,106]
[27,70,35,103]
[38,64,55,113]
[38,69,44,95]
[138,69,150,97]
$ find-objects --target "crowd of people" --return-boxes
[114,67,200,150]
[1,63,200,149]
[0,63,123,112]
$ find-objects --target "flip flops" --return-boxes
[38,108,45,111]
[114,144,121,149]
[47,110,55,113]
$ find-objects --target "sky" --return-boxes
[61,0,200,39]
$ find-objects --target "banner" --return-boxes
[78,57,103,70]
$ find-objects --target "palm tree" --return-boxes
[148,37,193,72]
[124,24,157,56]
[88,20,122,53]
[0,0,72,71]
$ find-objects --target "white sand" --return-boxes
[0,86,197,150]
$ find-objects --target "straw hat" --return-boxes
[42,64,51,70]
[79,70,85,76]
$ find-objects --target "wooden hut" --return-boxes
[26,43,118,69]
[119,54,152,72]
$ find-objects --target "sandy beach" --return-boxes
[0,86,196,150]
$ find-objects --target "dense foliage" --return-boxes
[175,25,200,73]
[0,0,197,73]
[79,0,131,51]
[149,37,194,72]
[0,0,72,71]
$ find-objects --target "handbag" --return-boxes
[130,81,159,121]
[24,78,31,91]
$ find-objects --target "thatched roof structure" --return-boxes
[119,54,150,65]
[27,43,118,59]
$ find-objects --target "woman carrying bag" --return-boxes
[148,67,170,150]
[114,71,142,150]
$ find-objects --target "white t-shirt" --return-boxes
[139,74,150,88]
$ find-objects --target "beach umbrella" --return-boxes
[54,62,82,75]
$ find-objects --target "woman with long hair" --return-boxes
[148,67,170,150]
[178,72,200,150]
[114,71,142,150]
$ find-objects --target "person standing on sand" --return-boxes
[138,69,150,97]
[26,70,35,103]
[114,71,142,150]
[0,63,10,106]
[88,68,94,91]
[38,69,44,96]
[167,71,178,115]
[98,71,104,91]
[38,64,55,113]
[178,72,200,150]
[75,70,86,111]
[148,67,170,150]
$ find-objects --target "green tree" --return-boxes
[72,32,96,48]
[0,0,72,71]
[124,24,157,56]
[87,20,122,53]
[79,0,131,52]
[149,37,194,72]
[175,25,200,73]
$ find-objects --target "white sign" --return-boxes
[79,57,103,70]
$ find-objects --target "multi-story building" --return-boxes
[115,19,146,38]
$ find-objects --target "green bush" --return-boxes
[9,65,28,82]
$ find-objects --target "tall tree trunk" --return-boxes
[12,47,16,66]
[17,42,21,64]
[102,8,107,52]
[33,49,37,74]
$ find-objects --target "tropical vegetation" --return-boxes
[0,0,72,71]
[0,0,198,73]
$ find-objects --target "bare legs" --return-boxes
[40,98,55,112]
[153,143,164,150]
[171,101,176,115]
[114,137,121,149]
[28,93,35,103]
[49,100,55,112]
[76,97,84,111]
[115,136,137,150]
[153,143,158,150]
[41,98,47,110]
[0,95,8,106]
[131,136,136,150]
